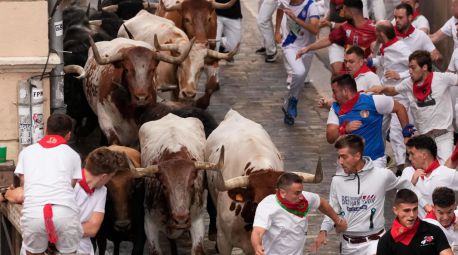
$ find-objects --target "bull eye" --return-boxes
[185,18,191,23]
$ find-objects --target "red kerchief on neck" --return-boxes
[38,135,67,148]
[421,159,440,179]
[275,191,309,218]
[380,37,399,56]
[353,64,371,79]
[338,93,360,116]
[391,218,420,245]
[426,211,456,228]
[395,25,415,38]
[79,168,95,195]
[413,72,433,101]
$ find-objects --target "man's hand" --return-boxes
[346,121,362,133]
[335,217,348,233]
[296,46,310,59]
[424,204,433,213]
[318,97,333,109]
[308,230,327,252]
[411,169,425,185]
[365,85,384,94]
[282,8,295,19]
[254,244,265,255]
[385,70,401,80]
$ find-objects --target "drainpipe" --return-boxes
[48,0,66,113]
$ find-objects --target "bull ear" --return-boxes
[227,188,248,203]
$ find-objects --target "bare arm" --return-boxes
[82,212,104,238]
[4,187,24,204]
[283,8,319,35]
[275,8,284,44]
[430,30,447,44]
[251,227,267,255]
[439,248,454,255]
[318,197,347,233]
[365,85,399,96]
[326,124,340,144]
[392,100,409,129]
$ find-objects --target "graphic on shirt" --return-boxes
[420,235,434,246]
[360,110,369,118]
[416,94,436,107]
[341,194,376,212]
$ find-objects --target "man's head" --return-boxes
[331,74,358,104]
[345,46,365,75]
[85,147,129,188]
[276,172,304,204]
[393,189,419,228]
[375,20,396,43]
[343,0,363,21]
[394,3,414,32]
[334,135,365,174]
[408,50,432,82]
[46,113,73,139]
[406,135,437,170]
[432,187,457,228]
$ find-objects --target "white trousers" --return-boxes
[433,131,454,164]
[362,0,386,21]
[257,0,277,55]
[329,43,345,64]
[283,46,313,99]
[216,16,242,51]
[341,236,379,255]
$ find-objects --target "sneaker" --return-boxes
[287,97,298,118]
[265,51,277,63]
[255,47,266,55]
[282,107,295,125]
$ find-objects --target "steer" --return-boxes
[119,10,238,104]
[138,113,224,255]
[205,109,323,255]
[83,36,193,145]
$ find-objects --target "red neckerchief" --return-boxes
[451,145,458,162]
[421,159,440,180]
[395,25,415,38]
[79,168,95,195]
[426,211,456,228]
[353,64,371,79]
[275,191,309,218]
[38,135,67,148]
[380,37,399,56]
[413,72,433,101]
[391,218,420,245]
[412,8,420,21]
[338,93,360,116]
[331,0,343,5]
[43,204,58,244]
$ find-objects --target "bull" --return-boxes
[83,36,193,145]
[205,109,323,255]
[118,10,238,104]
[138,113,224,255]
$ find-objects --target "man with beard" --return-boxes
[377,189,452,255]
[393,0,430,33]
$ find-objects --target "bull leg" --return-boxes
[96,235,107,255]
[206,197,217,241]
[216,218,233,255]
[144,213,162,255]
[190,214,206,255]
[167,238,178,255]
[114,241,121,255]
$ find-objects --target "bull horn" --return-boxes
[102,4,118,12]
[164,1,182,11]
[207,39,220,44]
[207,42,240,61]
[208,146,249,191]
[89,36,124,65]
[97,0,102,11]
[157,84,178,91]
[195,146,224,171]
[63,65,86,79]
[222,175,249,190]
[135,165,160,177]
[154,35,195,64]
[292,157,323,184]
[89,20,102,27]
[153,34,180,52]
[123,24,135,40]
[212,0,237,10]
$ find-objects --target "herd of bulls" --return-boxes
[59,0,323,254]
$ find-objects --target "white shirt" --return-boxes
[281,0,320,48]
[355,71,382,92]
[400,28,436,53]
[440,16,458,49]
[372,40,411,86]
[395,72,458,133]
[327,95,394,125]
[15,143,82,216]
[253,191,320,255]
[424,211,458,247]
[412,15,430,33]
[321,158,425,235]
[74,183,107,255]
[401,166,458,218]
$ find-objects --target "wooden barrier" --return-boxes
[0,203,22,255]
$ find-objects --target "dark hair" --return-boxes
[46,113,73,137]
[432,187,456,208]
[344,0,363,11]
[85,147,128,175]
[406,135,437,159]
[395,3,414,16]
[346,45,365,59]
[334,134,365,155]
[376,22,396,40]
[394,189,418,206]
[331,74,358,93]
[276,172,303,189]
[409,50,433,72]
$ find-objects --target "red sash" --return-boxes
[79,168,94,195]
[275,191,309,218]
[395,25,415,38]
[338,93,360,116]
[353,64,372,79]
[43,204,58,244]
[38,135,67,149]
[421,159,440,179]
[391,218,420,245]
[426,211,456,228]
[380,37,399,56]
[451,146,458,162]
[413,72,433,101]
